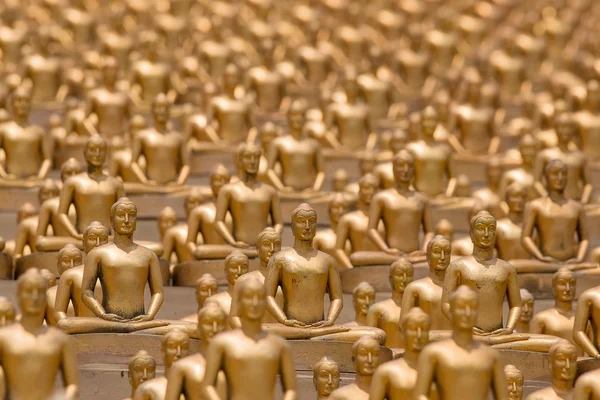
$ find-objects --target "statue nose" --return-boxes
[417,327,422,339]
[212,321,218,333]
[367,352,372,363]
[465,305,471,318]
[328,374,333,384]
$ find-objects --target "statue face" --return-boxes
[12,93,31,117]
[358,182,377,205]
[353,287,375,317]
[360,157,375,175]
[404,316,430,352]
[113,203,137,236]
[520,296,534,323]
[314,363,340,397]
[390,265,413,293]
[344,78,359,99]
[196,279,218,306]
[354,340,380,376]
[292,210,317,241]
[162,333,189,367]
[239,285,267,321]
[58,249,83,275]
[421,115,438,137]
[506,188,526,214]
[554,274,576,303]
[546,165,567,192]
[550,346,577,383]
[555,120,575,142]
[84,140,107,167]
[427,239,451,271]
[240,148,260,175]
[225,256,249,286]
[103,64,118,86]
[210,172,230,197]
[288,108,305,131]
[329,200,347,224]
[505,371,524,400]
[152,100,170,125]
[470,216,496,250]
[84,226,109,253]
[129,358,156,388]
[519,142,536,165]
[393,158,415,184]
[198,307,226,342]
[450,294,478,330]
[257,233,281,264]
[487,163,501,186]
[158,214,177,237]
[18,276,47,315]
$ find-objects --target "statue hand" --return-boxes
[539,256,558,263]
[130,314,153,322]
[101,313,128,322]
[282,186,294,193]
[565,257,583,265]
[473,327,488,336]
[310,320,334,328]
[233,241,251,248]
[488,328,513,336]
[385,248,402,256]
[5,174,16,180]
[283,319,306,328]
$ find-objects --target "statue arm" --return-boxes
[144,254,164,320]
[312,145,325,192]
[334,217,353,270]
[185,208,202,255]
[12,221,29,259]
[581,160,593,205]
[214,188,236,246]
[414,347,437,400]
[53,277,72,322]
[201,340,225,400]
[573,205,589,263]
[176,139,190,185]
[83,96,99,135]
[38,130,53,179]
[444,156,457,197]
[61,336,80,400]
[400,285,417,326]
[162,230,175,263]
[441,264,459,321]
[532,154,548,198]
[264,257,287,324]
[366,306,379,327]
[504,268,522,333]
[81,250,107,318]
[574,376,592,400]
[130,132,148,183]
[322,258,343,326]
[0,129,7,178]
[369,366,388,400]
[270,190,283,235]
[164,363,185,400]
[58,180,82,240]
[528,314,544,334]
[421,198,434,249]
[116,180,126,200]
[280,342,298,400]
[520,202,547,262]
[266,142,286,190]
[573,295,599,357]
[35,203,51,237]
[491,353,509,400]
[367,196,393,253]
[229,281,242,329]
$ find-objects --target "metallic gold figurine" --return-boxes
[180,274,219,322]
[313,357,340,400]
[516,289,534,333]
[209,250,249,316]
[0,297,16,327]
[346,282,375,326]
[524,341,577,400]
[505,365,524,400]
[574,366,600,399]
[573,284,600,358]
[126,350,156,400]
[52,243,85,322]
[313,193,348,258]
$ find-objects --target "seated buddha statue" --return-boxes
[180,274,219,323]
[344,282,375,327]
[498,134,538,202]
[313,193,349,259]
[4,202,36,257]
[209,250,249,317]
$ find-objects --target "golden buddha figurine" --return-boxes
[0,269,79,399]
[522,160,588,268]
[160,190,204,264]
[230,227,282,327]
[165,302,227,400]
[180,274,219,322]
[5,202,36,257]
[22,29,66,103]
[246,38,289,113]
[335,173,381,269]
[575,80,600,161]
[525,341,577,400]
[496,182,533,265]
[130,94,189,189]
[472,157,504,219]
[415,285,509,400]
[57,135,125,240]
[364,150,433,265]
[204,143,282,259]
[201,277,297,400]
[533,113,592,204]
[126,351,156,400]
[0,86,52,184]
[134,329,190,400]
[574,367,600,399]
[345,282,375,326]
[370,307,432,400]
[41,268,58,325]
[505,365,524,400]
[401,235,452,330]
[442,211,522,335]
[406,107,454,198]
[328,336,380,400]
[573,280,600,357]
[84,57,131,139]
[266,99,325,194]
[0,297,16,327]
[313,193,348,258]
[366,259,414,349]
[356,48,394,124]
[516,289,534,333]
[313,356,340,400]
[209,250,249,316]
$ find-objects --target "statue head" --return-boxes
[455,174,471,198]
[390,129,408,154]
[40,269,56,288]
[449,285,478,331]
[333,169,348,192]
[236,142,261,177]
[392,150,415,185]
[224,250,249,287]
[210,164,231,197]
[17,269,48,316]
[223,63,240,93]
[343,67,359,100]
[288,99,307,132]
[434,219,454,242]
[39,179,59,204]
[329,193,348,225]
[351,336,380,376]
[17,202,36,223]
[259,122,279,149]
[313,357,340,397]
[291,203,318,242]
[469,210,497,250]
[256,227,281,265]
[518,134,537,166]
[102,56,118,87]
[358,173,378,206]
[11,85,31,118]
[421,106,438,138]
[519,289,534,324]
[586,80,600,110]
[195,274,218,308]
[352,282,375,319]
[504,364,524,400]
[465,71,482,104]
[152,93,171,125]
[83,221,109,254]
[0,297,16,327]
[234,276,267,322]
[84,135,108,168]
[553,268,576,304]
[360,152,376,176]
[158,207,177,237]
[549,340,577,386]
[185,188,205,217]
[197,300,227,343]
[130,114,147,136]
[161,328,190,368]
[389,258,414,294]
[505,182,527,214]
[486,156,502,187]
[401,307,430,353]
[545,159,568,193]
[426,235,451,273]
[60,158,83,182]
[554,112,575,144]
[110,197,137,236]
[57,244,83,276]
[128,350,156,391]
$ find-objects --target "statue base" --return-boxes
[339,262,429,293]
[189,142,236,176]
[430,197,478,234]
[518,266,600,299]
[0,186,41,211]
[172,257,261,286]
[322,150,361,181]
[127,190,189,218]
[280,192,331,225]
[0,253,11,279]
[54,138,86,168]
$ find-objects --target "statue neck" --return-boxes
[429,269,445,286]
[355,374,372,392]
[548,189,565,203]
[357,201,369,214]
[87,165,104,177]
[330,220,338,231]
[113,232,134,248]
[552,379,573,394]
[153,120,168,133]
[394,181,411,193]
[227,284,235,296]
[20,312,44,334]
[452,327,473,349]
[355,313,367,325]
[14,114,28,126]
[488,180,499,191]
[240,316,263,339]
[555,299,573,313]
[289,128,303,140]
[508,210,523,224]
[472,245,494,261]
[391,291,403,305]
[294,238,314,254]
[242,172,258,185]
[403,348,419,368]
[259,260,268,276]
[515,321,529,333]
[557,141,569,151]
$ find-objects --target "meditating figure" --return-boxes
[125,351,156,400]
[180,274,219,322]
[313,356,340,400]
[313,193,348,258]
[516,289,534,333]
[524,341,576,400]
[209,250,249,316]
[345,282,375,326]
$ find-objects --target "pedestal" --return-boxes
[54,140,86,168]
[518,268,600,299]
[128,191,189,219]
[280,193,332,225]
[0,186,41,211]
[339,262,429,293]
[322,151,361,180]
[430,199,478,234]
[172,257,261,286]
[189,142,236,176]
[0,253,12,279]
